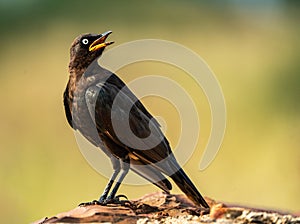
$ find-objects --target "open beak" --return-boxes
[89,31,114,52]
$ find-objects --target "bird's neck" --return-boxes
[68,67,85,81]
[68,58,87,76]
[68,53,101,80]
[67,58,109,99]
[67,61,88,100]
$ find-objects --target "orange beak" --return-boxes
[89,31,114,52]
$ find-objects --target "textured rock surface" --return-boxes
[34,192,300,224]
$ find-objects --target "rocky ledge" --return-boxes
[34,192,300,224]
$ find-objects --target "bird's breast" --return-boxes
[69,76,103,146]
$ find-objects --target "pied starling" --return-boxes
[63,31,209,208]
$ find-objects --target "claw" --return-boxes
[79,195,130,207]
[105,194,130,205]
[78,200,103,206]
[115,194,128,200]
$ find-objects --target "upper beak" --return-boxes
[89,31,114,52]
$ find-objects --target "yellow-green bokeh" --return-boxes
[0,1,299,223]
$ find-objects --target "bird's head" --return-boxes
[69,31,114,71]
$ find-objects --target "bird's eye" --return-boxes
[82,38,89,45]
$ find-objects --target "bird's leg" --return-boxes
[106,158,130,203]
[79,156,121,206]
[98,156,121,203]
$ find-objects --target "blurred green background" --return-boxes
[0,0,299,223]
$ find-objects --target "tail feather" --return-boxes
[170,168,209,208]
[130,159,172,193]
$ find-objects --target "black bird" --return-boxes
[64,31,209,208]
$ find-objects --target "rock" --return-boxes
[33,192,300,224]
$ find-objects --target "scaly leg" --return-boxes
[106,159,130,202]
[79,156,121,206]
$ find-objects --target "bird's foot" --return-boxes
[105,194,131,206]
[78,200,104,207]
[78,195,130,207]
